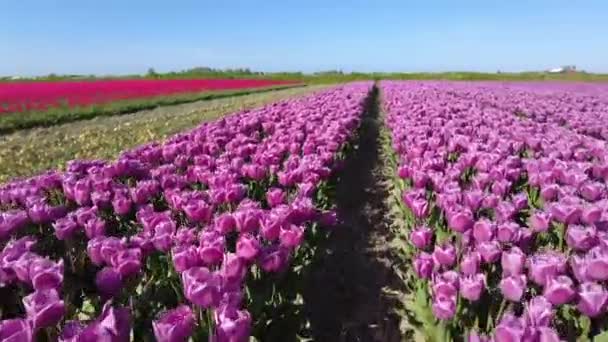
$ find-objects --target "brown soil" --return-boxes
[303,87,403,342]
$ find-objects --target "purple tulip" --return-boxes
[265,188,286,208]
[579,182,603,202]
[496,222,520,243]
[500,275,527,302]
[494,313,526,342]
[550,203,581,225]
[153,305,196,342]
[529,211,550,233]
[467,330,491,342]
[460,274,485,301]
[258,245,290,273]
[543,275,575,305]
[78,302,131,341]
[472,219,495,243]
[84,217,106,239]
[60,321,85,342]
[512,193,528,211]
[87,237,105,266]
[183,199,213,223]
[197,236,224,267]
[409,198,430,219]
[581,205,603,225]
[432,295,457,320]
[22,288,65,330]
[460,251,481,275]
[95,267,123,298]
[319,210,339,227]
[221,253,247,287]
[566,224,598,251]
[172,245,202,273]
[525,296,554,327]
[464,190,484,212]
[540,184,559,202]
[279,224,305,249]
[535,327,561,342]
[110,248,142,278]
[28,258,64,291]
[214,306,252,342]
[52,215,80,240]
[111,195,132,216]
[234,209,261,233]
[413,252,434,279]
[410,226,433,249]
[236,233,261,261]
[151,219,177,253]
[477,240,502,264]
[215,213,237,234]
[181,267,221,308]
[433,244,457,267]
[501,247,526,276]
[570,254,591,283]
[447,209,474,233]
[0,319,33,342]
[528,252,567,286]
[585,246,608,281]
[260,214,281,241]
[577,282,608,317]
[482,194,500,209]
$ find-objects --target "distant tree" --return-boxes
[147,68,158,78]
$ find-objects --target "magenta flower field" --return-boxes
[382,81,608,341]
[0,79,293,114]
[2,80,608,341]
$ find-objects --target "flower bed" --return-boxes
[0,82,372,341]
[381,81,608,341]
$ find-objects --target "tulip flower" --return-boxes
[22,288,65,330]
[577,282,608,317]
[432,294,457,320]
[500,275,527,302]
[78,302,131,341]
[460,274,485,301]
[95,267,123,298]
[501,247,526,276]
[473,219,495,243]
[181,267,221,308]
[494,313,526,342]
[447,208,474,233]
[586,246,608,281]
[460,250,481,275]
[413,252,434,279]
[214,306,252,342]
[153,305,196,342]
[566,224,598,251]
[433,244,457,267]
[0,319,33,342]
[410,226,433,249]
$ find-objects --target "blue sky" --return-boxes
[1,0,607,76]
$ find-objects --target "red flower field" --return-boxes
[0,79,293,113]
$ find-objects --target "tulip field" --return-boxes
[0,79,292,114]
[2,79,608,341]
[382,81,608,341]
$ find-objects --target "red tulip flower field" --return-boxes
[0,79,292,114]
[2,80,608,341]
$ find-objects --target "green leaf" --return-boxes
[594,331,608,342]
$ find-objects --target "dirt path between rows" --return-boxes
[303,86,403,342]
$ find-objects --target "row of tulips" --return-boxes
[380,81,608,341]
[0,82,372,341]
[451,82,608,142]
